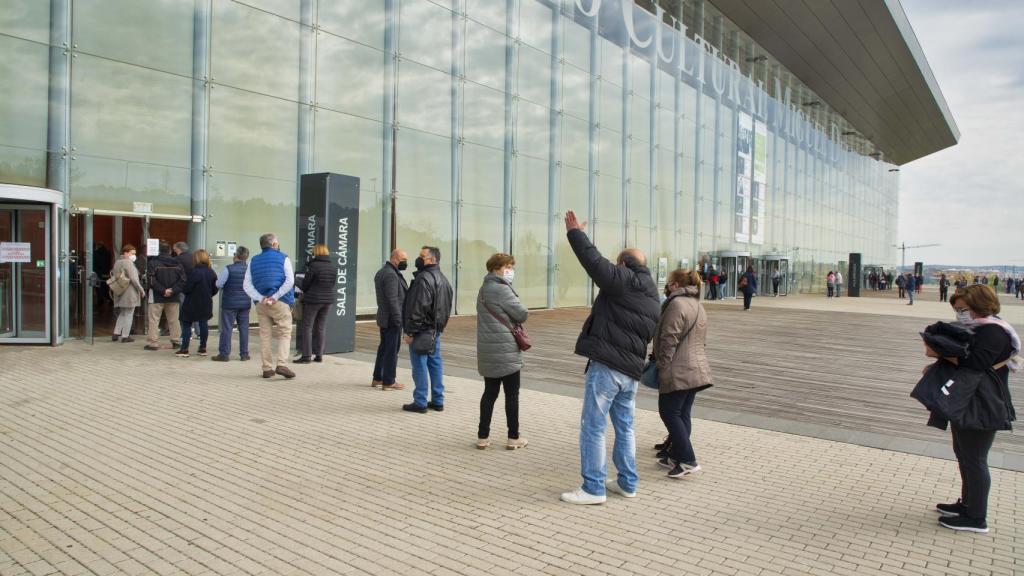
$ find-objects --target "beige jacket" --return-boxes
[653,286,712,393]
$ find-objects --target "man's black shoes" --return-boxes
[402,403,427,414]
[427,402,444,412]
[938,515,988,533]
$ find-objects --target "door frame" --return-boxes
[0,204,52,344]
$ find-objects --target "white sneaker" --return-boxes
[560,488,606,505]
[605,480,637,498]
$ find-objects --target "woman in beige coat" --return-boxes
[110,244,144,342]
[654,269,712,478]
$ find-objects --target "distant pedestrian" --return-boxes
[826,271,835,298]
[176,249,218,358]
[373,249,409,391]
[772,268,781,296]
[295,244,336,364]
[917,275,924,293]
[938,274,950,303]
[835,270,844,297]
[212,246,251,362]
[475,253,529,450]
[401,246,453,413]
[560,210,660,505]
[708,269,719,300]
[739,266,757,310]
[906,273,916,305]
[110,244,144,343]
[654,269,712,479]
[717,270,727,300]
[244,233,296,379]
[144,243,186,351]
[927,286,1017,533]
[896,273,906,299]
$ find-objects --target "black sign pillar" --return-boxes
[297,173,360,354]
[847,253,862,297]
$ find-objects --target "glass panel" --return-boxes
[0,0,50,43]
[466,0,505,32]
[0,35,48,186]
[212,0,300,100]
[399,0,452,71]
[209,84,298,181]
[563,19,591,70]
[74,0,194,76]
[556,166,588,307]
[464,21,506,91]
[17,210,48,337]
[561,115,588,169]
[600,80,622,133]
[317,33,384,120]
[0,210,13,335]
[598,128,621,178]
[70,156,191,214]
[561,64,589,120]
[599,38,623,86]
[461,143,504,208]
[314,110,385,314]
[512,210,548,308]
[458,203,504,311]
[207,173,297,267]
[397,59,451,136]
[515,100,549,160]
[517,44,551,106]
[515,155,548,212]
[631,96,651,143]
[518,0,552,52]
[235,0,300,21]
[396,195,454,284]
[397,128,451,202]
[462,81,505,149]
[318,1,386,49]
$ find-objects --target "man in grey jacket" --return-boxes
[372,249,408,391]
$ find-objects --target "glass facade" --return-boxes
[0,0,899,318]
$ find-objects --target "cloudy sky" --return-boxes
[897,0,1024,267]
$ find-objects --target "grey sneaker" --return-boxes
[560,488,606,505]
[506,438,528,450]
[605,480,636,498]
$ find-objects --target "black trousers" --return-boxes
[742,291,752,309]
[939,288,948,302]
[659,389,698,465]
[372,326,402,385]
[300,302,330,358]
[479,371,521,439]
[951,426,997,520]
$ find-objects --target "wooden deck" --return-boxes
[355,300,1024,460]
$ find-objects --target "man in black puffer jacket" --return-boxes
[560,210,661,505]
[400,246,453,413]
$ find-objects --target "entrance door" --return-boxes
[0,206,51,342]
[0,210,13,337]
[719,257,735,298]
[69,209,95,343]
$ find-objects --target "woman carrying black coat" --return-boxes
[177,249,218,357]
[296,244,336,363]
[926,285,1017,533]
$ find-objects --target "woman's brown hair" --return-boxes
[193,249,211,268]
[313,243,330,257]
[486,253,515,273]
[667,268,702,289]
[120,244,136,255]
[950,284,1000,316]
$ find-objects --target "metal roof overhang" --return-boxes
[709,0,959,165]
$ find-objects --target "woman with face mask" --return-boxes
[653,269,713,478]
[110,244,145,342]
[475,253,529,450]
[925,285,1018,533]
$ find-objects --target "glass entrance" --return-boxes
[0,206,51,342]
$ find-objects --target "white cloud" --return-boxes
[897,1,1024,266]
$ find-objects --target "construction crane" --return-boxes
[893,242,940,270]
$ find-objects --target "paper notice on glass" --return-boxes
[0,242,31,263]
[147,238,160,256]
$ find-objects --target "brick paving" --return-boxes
[0,340,1022,576]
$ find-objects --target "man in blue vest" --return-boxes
[212,246,251,362]
[243,233,296,379]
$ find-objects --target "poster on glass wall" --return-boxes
[737,113,753,178]
[734,175,751,242]
[735,113,754,243]
[751,121,768,245]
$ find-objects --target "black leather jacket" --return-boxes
[300,256,337,305]
[402,265,453,336]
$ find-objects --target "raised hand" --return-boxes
[564,210,588,232]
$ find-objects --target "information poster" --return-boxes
[0,242,31,263]
[751,121,768,245]
[735,113,754,243]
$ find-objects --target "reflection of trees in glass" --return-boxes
[0,152,46,187]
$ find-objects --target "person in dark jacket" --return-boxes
[739,265,758,310]
[926,285,1017,533]
[176,249,218,357]
[295,244,336,364]
[905,273,916,305]
[372,249,409,391]
[559,210,660,505]
[401,246,453,413]
[174,241,198,336]
[144,243,186,351]
[212,246,251,362]
[476,253,529,450]
[939,274,950,302]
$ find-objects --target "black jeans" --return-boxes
[300,302,330,358]
[372,326,402,385]
[179,319,208,350]
[478,371,520,439]
[951,426,997,520]
[658,389,697,465]
[742,291,752,309]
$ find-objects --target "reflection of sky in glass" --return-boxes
[74,0,193,76]
[208,85,297,180]
[0,36,48,151]
[399,0,451,71]
[397,60,451,136]
[212,0,299,101]
[0,0,50,44]
[317,34,384,120]
[318,1,385,49]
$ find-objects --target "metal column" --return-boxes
[46,0,71,338]
[546,1,562,308]
[503,0,519,253]
[586,17,599,304]
[451,0,464,310]
[298,0,317,184]
[190,0,211,251]
[383,0,397,253]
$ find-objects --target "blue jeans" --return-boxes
[218,307,250,358]
[179,319,208,351]
[908,289,914,304]
[580,361,638,496]
[409,333,444,408]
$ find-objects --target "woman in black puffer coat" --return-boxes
[297,244,337,363]
[177,249,218,357]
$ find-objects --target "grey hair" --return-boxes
[173,241,189,252]
[422,245,441,262]
[234,246,250,261]
[259,233,277,249]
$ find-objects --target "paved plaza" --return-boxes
[2,294,1023,576]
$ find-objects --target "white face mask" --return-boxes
[955,309,972,324]
[502,269,515,283]
[129,254,137,262]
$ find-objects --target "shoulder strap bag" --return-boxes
[641,299,699,389]
[480,297,531,351]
